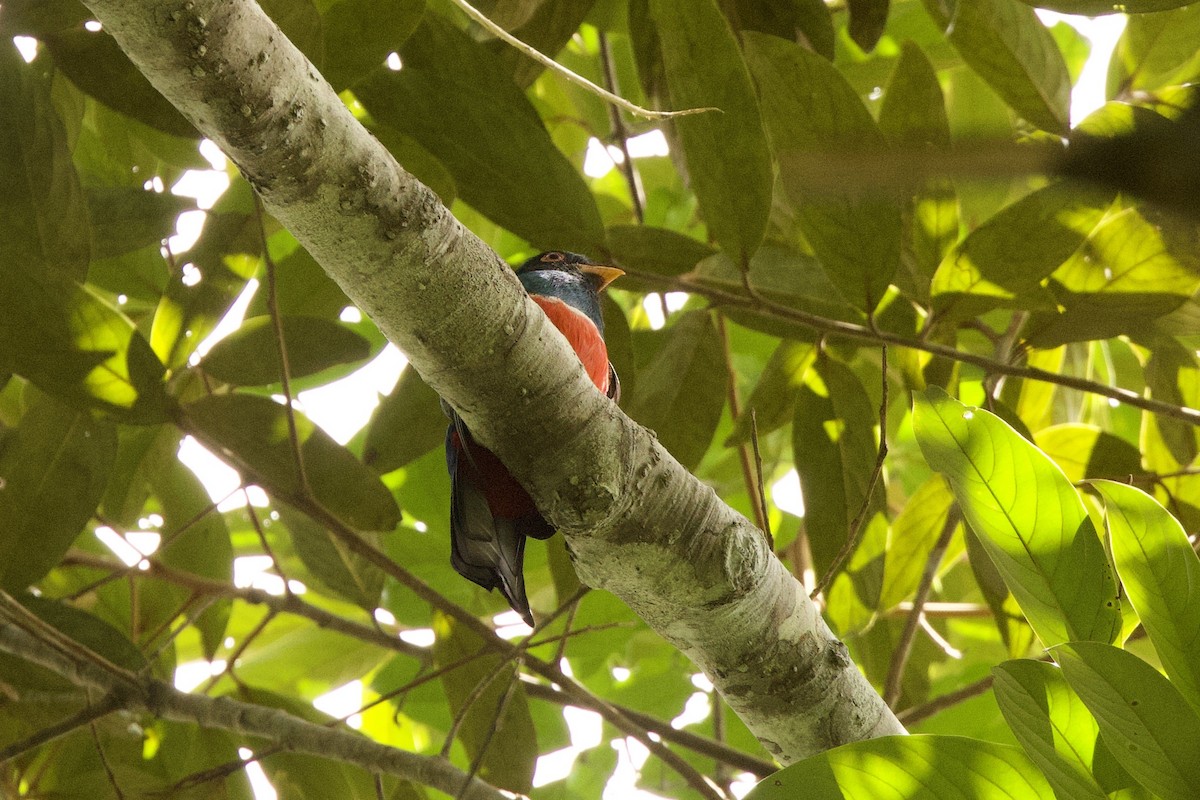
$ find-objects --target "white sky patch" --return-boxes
[642,293,666,330]
[297,343,407,444]
[671,692,712,729]
[173,659,227,692]
[771,469,805,517]
[239,750,278,800]
[398,628,436,647]
[191,278,260,361]
[13,36,39,62]
[313,681,364,728]
[584,129,670,179]
[1035,11,1128,126]
[94,526,145,567]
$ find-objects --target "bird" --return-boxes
[444,251,623,626]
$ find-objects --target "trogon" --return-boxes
[444,251,622,626]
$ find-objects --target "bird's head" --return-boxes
[515,252,623,332]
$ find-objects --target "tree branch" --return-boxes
[79,0,904,763]
[0,596,506,800]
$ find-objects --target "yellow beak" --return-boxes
[580,264,624,291]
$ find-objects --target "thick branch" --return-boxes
[79,0,904,762]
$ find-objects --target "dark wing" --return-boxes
[445,422,542,626]
[607,363,620,404]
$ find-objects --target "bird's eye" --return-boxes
[541,252,565,263]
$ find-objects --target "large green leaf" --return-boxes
[0,43,90,282]
[605,224,716,287]
[793,358,885,573]
[1091,481,1200,715]
[362,364,447,474]
[85,185,194,260]
[743,32,900,312]
[725,339,815,446]
[43,29,196,137]
[432,612,538,795]
[912,388,1121,647]
[924,0,1071,134]
[993,660,1106,800]
[649,0,772,263]
[184,394,401,531]
[354,15,605,253]
[1027,206,1200,347]
[199,315,372,386]
[0,273,170,420]
[626,311,727,471]
[321,0,424,90]
[878,41,957,302]
[1032,425,1142,483]
[1053,642,1200,800]
[0,392,116,591]
[931,181,1111,321]
[1107,5,1200,96]
[745,735,1054,799]
[879,474,956,610]
[282,506,385,611]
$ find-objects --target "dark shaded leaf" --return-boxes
[363,365,447,473]
[923,0,1071,134]
[0,392,116,591]
[0,0,90,35]
[322,0,424,90]
[743,32,901,312]
[605,224,715,290]
[185,394,401,531]
[43,29,196,137]
[0,43,90,282]
[355,16,605,253]
[247,245,352,320]
[626,311,726,471]
[727,0,835,61]
[650,0,773,262]
[200,315,371,386]
[847,0,889,53]
[85,185,194,259]
[492,0,597,87]
[283,506,385,610]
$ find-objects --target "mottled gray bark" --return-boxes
[79,0,905,764]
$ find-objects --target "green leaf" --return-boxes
[84,185,194,260]
[931,182,1112,321]
[184,394,401,531]
[993,660,1107,800]
[727,0,835,61]
[321,0,424,90]
[605,224,715,286]
[1053,642,1200,800]
[355,16,605,253]
[879,41,957,302]
[1033,425,1142,483]
[0,392,116,591]
[200,315,372,386]
[925,0,1071,134]
[912,388,1121,647]
[234,628,389,693]
[725,339,816,446]
[1027,207,1200,347]
[0,273,170,420]
[1108,5,1200,96]
[745,735,1054,800]
[247,245,352,320]
[743,32,900,312]
[283,506,385,610]
[847,0,890,53]
[649,0,772,263]
[626,311,726,471]
[793,358,885,572]
[1091,481,1200,715]
[879,474,956,609]
[1144,344,1200,467]
[0,0,90,35]
[0,43,90,282]
[43,29,196,137]
[152,457,233,660]
[259,0,324,69]
[362,364,447,474]
[491,0,597,87]
[433,612,537,794]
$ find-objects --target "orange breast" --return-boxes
[531,295,610,394]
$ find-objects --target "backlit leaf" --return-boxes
[913,388,1121,647]
[363,364,447,474]
[200,315,372,386]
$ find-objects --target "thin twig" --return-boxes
[598,31,645,221]
[883,508,960,707]
[717,313,770,536]
[624,269,1200,427]
[811,345,890,599]
[448,0,716,121]
[0,693,121,763]
[89,719,127,800]
[201,608,276,693]
[749,410,773,548]
[253,194,310,497]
